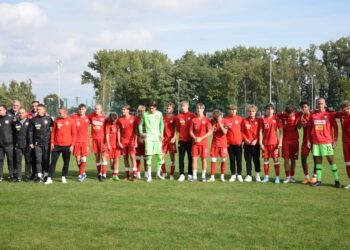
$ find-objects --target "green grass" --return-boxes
[0,135,349,250]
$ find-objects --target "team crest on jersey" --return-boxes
[35,124,41,130]
[180,119,185,125]
[85,119,89,123]
[264,124,269,129]
[44,120,48,124]
[187,117,191,120]
[246,124,251,129]
[155,115,159,119]
[15,125,21,131]
[228,122,232,126]
[235,120,238,124]
[66,122,69,125]
[130,120,133,123]
[100,118,104,121]
[170,120,173,123]
[77,122,80,126]
[57,123,63,128]
[324,116,327,119]
[202,121,206,124]
[25,122,29,126]
[292,116,295,120]
[273,120,276,123]
[5,120,9,124]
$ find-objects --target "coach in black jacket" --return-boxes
[0,104,14,182]
[28,104,53,182]
[13,108,31,182]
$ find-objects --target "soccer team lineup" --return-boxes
[0,97,350,189]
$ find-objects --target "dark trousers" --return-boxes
[49,145,71,178]
[34,145,50,174]
[178,141,193,175]
[15,147,31,179]
[244,144,261,176]
[0,145,14,178]
[228,144,242,175]
[31,149,37,176]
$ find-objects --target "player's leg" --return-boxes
[145,154,152,182]
[235,145,243,182]
[220,147,227,182]
[228,145,236,182]
[45,146,61,184]
[14,147,23,182]
[23,148,31,182]
[61,146,71,183]
[273,157,281,184]
[186,141,193,180]
[301,152,310,184]
[261,145,270,183]
[34,146,43,181]
[244,145,253,182]
[5,145,14,181]
[178,141,186,181]
[311,144,324,187]
[100,152,108,181]
[282,142,291,183]
[0,147,5,181]
[253,144,261,182]
[343,143,350,189]
[191,156,198,181]
[130,151,138,181]
[123,152,130,180]
[169,149,176,180]
[326,154,340,188]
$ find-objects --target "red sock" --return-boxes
[221,162,226,175]
[264,163,269,175]
[136,160,141,173]
[80,162,86,175]
[102,164,108,175]
[97,164,101,174]
[346,165,350,178]
[211,162,216,175]
[133,168,137,177]
[161,163,166,174]
[125,168,130,177]
[274,163,280,176]
[170,165,175,175]
[285,170,290,177]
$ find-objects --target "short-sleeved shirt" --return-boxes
[260,115,283,145]
[71,114,90,143]
[277,112,300,143]
[190,116,212,146]
[176,112,196,141]
[117,115,136,146]
[88,113,107,140]
[225,115,243,145]
[211,120,228,147]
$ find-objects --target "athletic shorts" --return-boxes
[342,142,350,162]
[136,144,145,156]
[301,142,311,158]
[106,148,120,159]
[262,144,279,159]
[282,141,299,160]
[145,140,162,155]
[121,144,136,156]
[192,144,208,158]
[162,141,177,154]
[312,144,334,157]
[92,139,106,154]
[73,142,89,157]
[210,145,228,158]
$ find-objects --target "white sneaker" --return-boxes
[137,172,141,179]
[157,174,165,180]
[187,175,193,181]
[146,177,152,182]
[283,177,291,184]
[201,177,207,182]
[220,176,226,182]
[178,174,185,182]
[208,176,215,182]
[45,178,53,185]
[61,176,67,184]
[169,175,174,180]
[162,172,167,178]
[237,175,243,182]
[344,183,350,189]
[290,176,296,183]
[244,175,252,182]
[229,175,236,182]
[255,175,261,183]
[145,172,149,179]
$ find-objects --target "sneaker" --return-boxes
[312,181,321,187]
[97,175,102,182]
[0,177,3,182]
[111,175,120,181]
[201,177,207,182]
[157,174,165,180]
[274,177,280,184]
[191,177,197,182]
[187,175,193,181]
[132,176,138,182]
[229,175,236,182]
[24,177,31,182]
[237,175,243,182]
[62,176,67,184]
[145,172,149,179]
[8,176,14,182]
[178,174,185,182]
[101,176,107,182]
[220,176,226,182]
[255,175,261,183]
[244,175,252,182]
[290,176,296,183]
[261,176,269,183]
[334,181,341,188]
[123,176,130,181]
[45,178,53,185]
[81,173,87,181]
[283,177,291,184]
[15,178,21,182]
[162,173,167,178]
[302,178,310,184]
[146,177,152,182]
[344,183,350,189]
[310,176,317,184]
[208,176,215,182]
[34,177,42,183]
[78,175,83,182]
[169,175,174,180]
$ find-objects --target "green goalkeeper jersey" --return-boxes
[138,110,164,142]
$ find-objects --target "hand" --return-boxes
[307,141,311,149]
[332,141,337,149]
[251,139,257,146]
[29,144,34,149]
[260,144,264,151]
[278,143,282,149]
[159,134,164,141]
[195,137,202,143]
[218,116,223,122]
[118,142,124,149]
[107,144,112,151]
[51,144,54,150]
[69,146,74,152]
[141,133,147,139]
[170,137,176,144]
[245,139,251,145]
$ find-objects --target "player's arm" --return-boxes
[189,120,196,140]
[277,118,283,148]
[259,123,264,150]
[70,119,76,152]
[105,125,111,150]
[117,122,123,149]
[331,114,338,148]
[307,117,312,148]
[28,119,34,148]
[199,121,213,142]
[50,120,56,150]
[218,116,227,134]
[159,113,164,141]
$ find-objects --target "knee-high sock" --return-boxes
[330,164,339,181]
[316,164,323,180]
[274,162,280,177]
[264,162,269,176]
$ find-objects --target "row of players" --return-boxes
[0,98,349,188]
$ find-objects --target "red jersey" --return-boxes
[163,114,177,140]
[277,112,300,142]
[260,115,283,145]
[176,112,196,141]
[300,113,311,144]
[89,112,107,140]
[225,115,243,145]
[242,117,260,143]
[71,114,90,143]
[50,116,76,146]
[308,111,338,144]
[135,116,145,145]
[335,112,350,143]
[211,120,228,147]
[117,115,136,146]
[105,123,118,148]
[190,116,212,145]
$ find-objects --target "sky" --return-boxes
[0,0,349,106]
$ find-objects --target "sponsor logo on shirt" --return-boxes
[314,120,326,125]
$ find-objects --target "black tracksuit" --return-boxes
[13,118,31,179]
[28,115,53,174]
[0,114,14,179]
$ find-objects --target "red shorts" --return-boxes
[301,142,311,158]
[136,144,145,156]
[73,142,89,157]
[210,145,228,158]
[192,144,208,158]
[263,144,279,159]
[282,141,299,160]
[106,148,120,159]
[343,142,350,163]
[162,141,177,154]
[92,139,106,154]
[121,144,136,156]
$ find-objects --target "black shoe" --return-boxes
[312,181,321,187]
[97,175,102,182]
[30,175,36,180]
[101,176,107,182]
[0,177,3,182]
[15,178,21,182]
[8,176,14,182]
[335,181,341,188]
[34,177,42,183]
[24,177,31,182]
